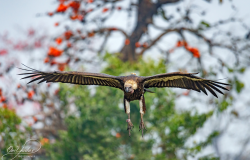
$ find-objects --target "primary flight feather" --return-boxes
[19,65,229,137]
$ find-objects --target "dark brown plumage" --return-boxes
[19,65,230,137]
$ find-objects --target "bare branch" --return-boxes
[158,0,181,5]
[138,28,178,55]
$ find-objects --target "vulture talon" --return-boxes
[139,120,146,137]
[127,121,134,136]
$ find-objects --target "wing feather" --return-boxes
[142,72,229,98]
[202,83,218,98]
[21,74,41,79]
[27,76,45,84]
[195,81,206,95]
[19,65,123,90]
[206,82,224,95]
[209,82,229,91]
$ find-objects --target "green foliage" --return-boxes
[227,67,246,74]
[216,98,232,113]
[45,54,219,159]
[235,79,244,93]
[0,107,30,160]
[188,131,219,155]
[198,21,211,30]
[228,76,245,93]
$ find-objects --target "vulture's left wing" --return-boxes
[19,65,123,90]
[142,72,230,98]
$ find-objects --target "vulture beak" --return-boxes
[125,87,130,93]
[125,87,134,93]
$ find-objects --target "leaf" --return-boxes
[235,79,244,93]
[227,67,233,73]
[239,67,246,73]
[200,21,210,28]
[218,100,229,112]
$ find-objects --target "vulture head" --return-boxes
[124,80,137,94]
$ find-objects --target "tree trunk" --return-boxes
[119,0,158,62]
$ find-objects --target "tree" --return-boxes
[0,107,32,160]
[44,55,219,159]
[0,0,250,159]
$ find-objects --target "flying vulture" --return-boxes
[19,65,229,137]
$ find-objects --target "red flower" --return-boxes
[58,63,66,71]
[64,30,73,40]
[88,0,94,3]
[77,29,81,34]
[116,133,121,138]
[77,15,84,21]
[50,59,57,66]
[0,49,8,55]
[17,84,21,89]
[125,39,130,45]
[183,41,188,47]
[71,14,84,21]
[186,47,200,58]
[28,90,35,99]
[3,104,7,109]
[55,22,59,27]
[117,6,122,10]
[176,40,188,47]
[56,3,68,12]
[1,96,6,102]
[44,57,50,63]
[102,8,109,13]
[54,89,60,95]
[34,41,41,48]
[68,1,80,13]
[70,15,78,20]
[176,40,183,47]
[55,37,63,45]
[40,138,49,145]
[182,90,190,96]
[33,116,38,122]
[88,32,95,37]
[142,42,148,48]
[47,47,63,57]
[48,12,54,16]
[28,29,35,36]
[67,42,72,48]
[135,42,141,48]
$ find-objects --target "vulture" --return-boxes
[19,65,229,137]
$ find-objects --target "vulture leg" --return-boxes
[124,98,134,136]
[139,95,147,137]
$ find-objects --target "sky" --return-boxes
[0,0,57,35]
[1,0,250,159]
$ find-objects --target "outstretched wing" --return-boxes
[19,65,123,90]
[142,72,230,98]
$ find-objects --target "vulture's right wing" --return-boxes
[19,65,124,90]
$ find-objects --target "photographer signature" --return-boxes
[1,139,41,160]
